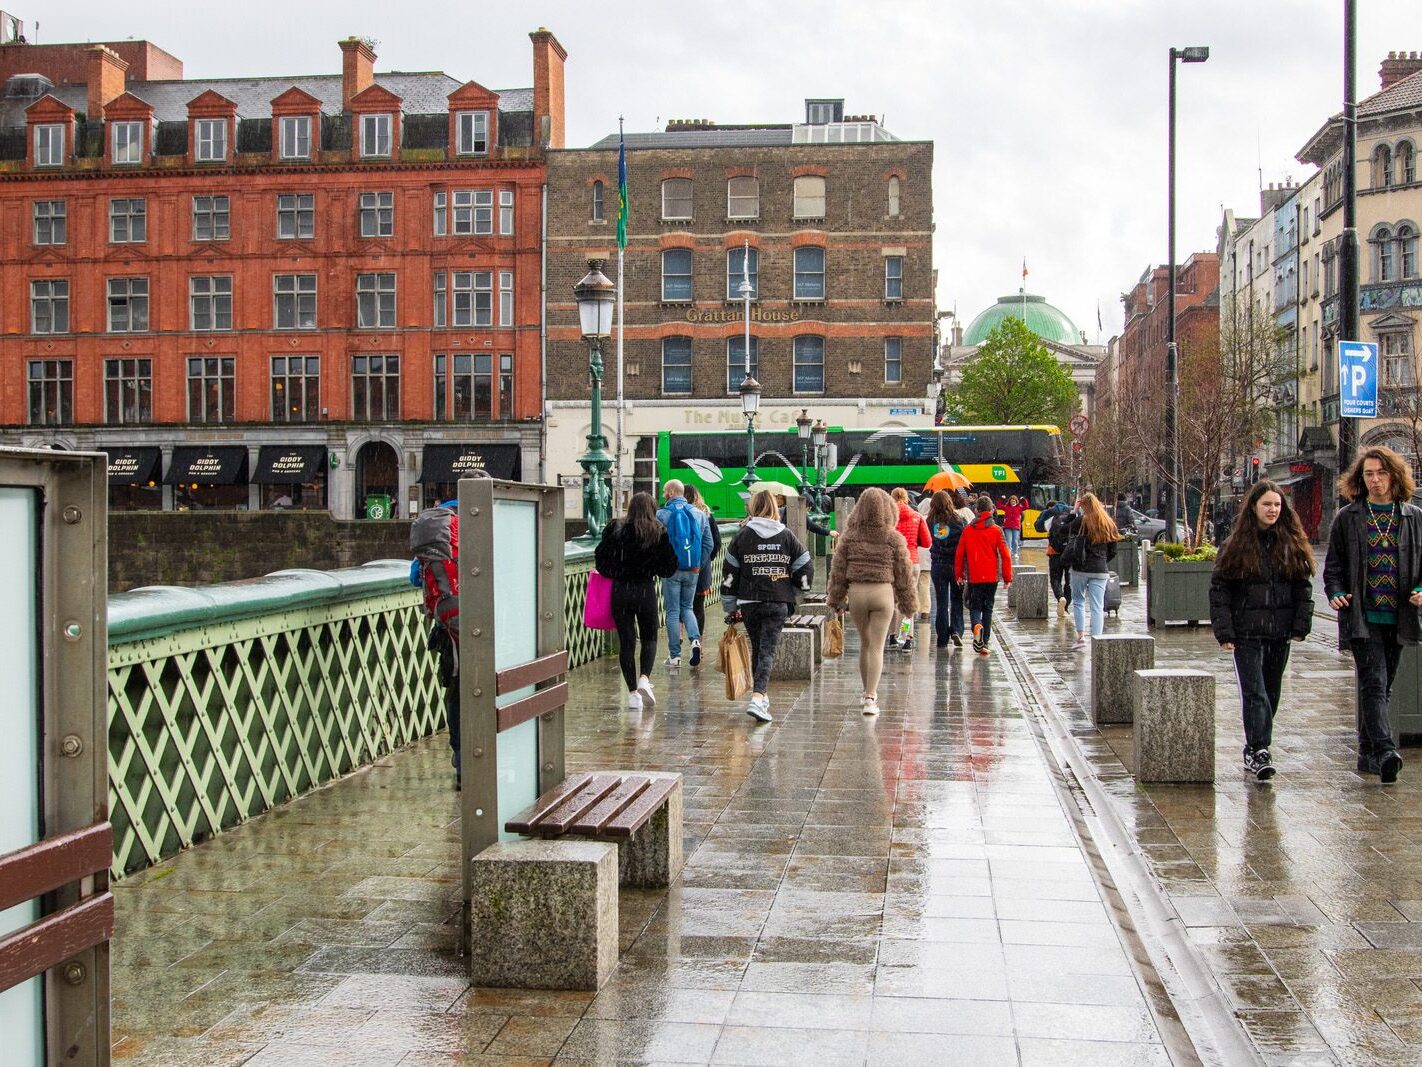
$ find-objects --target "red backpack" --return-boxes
[410,505,459,633]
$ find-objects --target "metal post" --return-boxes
[744,413,757,486]
[1338,0,1359,474]
[1166,50,1179,545]
[577,336,612,539]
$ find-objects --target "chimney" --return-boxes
[1380,50,1422,91]
[87,45,128,119]
[339,37,376,111]
[529,27,566,150]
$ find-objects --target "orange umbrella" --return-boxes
[924,469,972,492]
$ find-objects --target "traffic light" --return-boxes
[1251,457,1261,483]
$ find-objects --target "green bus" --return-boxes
[645,425,1070,535]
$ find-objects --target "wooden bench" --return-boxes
[505,770,682,889]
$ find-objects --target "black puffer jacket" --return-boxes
[594,520,679,584]
[1058,513,1117,574]
[928,516,966,575]
[1208,529,1313,644]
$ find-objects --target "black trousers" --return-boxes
[1231,638,1290,752]
[743,601,790,694]
[931,570,964,646]
[612,579,659,691]
[968,583,998,644]
[1350,623,1403,765]
[1048,555,1070,603]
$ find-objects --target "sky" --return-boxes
[30,0,1418,341]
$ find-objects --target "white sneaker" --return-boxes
[689,639,703,668]
[627,691,643,711]
[862,694,880,716]
[637,676,656,706]
[1071,636,1087,651]
[666,655,681,669]
[746,695,772,723]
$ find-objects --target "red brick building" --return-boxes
[0,30,565,517]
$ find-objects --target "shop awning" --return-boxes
[104,446,161,486]
[252,445,327,485]
[418,443,521,482]
[163,446,249,486]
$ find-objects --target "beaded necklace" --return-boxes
[1368,500,1399,549]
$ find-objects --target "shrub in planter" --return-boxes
[1146,544,1215,626]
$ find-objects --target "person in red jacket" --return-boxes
[890,487,932,651]
[999,494,1027,563]
[956,494,1013,655]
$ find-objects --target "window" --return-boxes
[109,198,146,243]
[793,246,826,299]
[1375,144,1393,189]
[104,358,152,424]
[448,271,492,327]
[662,337,693,394]
[499,354,514,416]
[27,359,72,425]
[662,248,693,301]
[360,113,392,158]
[277,193,314,239]
[111,121,142,164]
[1401,224,1419,279]
[30,280,68,334]
[661,178,692,220]
[1301,258,1309,295]
[1376,226,1396,281]
[499,271,514,326]
[435,353,472,419]
[884,337,903,383]
[279,115,311,159]
[1401,142,1418,185]
[435,190,493,236]
[727,336,759,392]
[274,273,317,329]
[33,200,65,245]
[887,176,900,217]
[1383,332,1415,386]
[271,355,319,421]
[885,256,904,300]
[793,175,826,218]
[34,124,64,167]
[189,275,233,331]
[727,176,759,219]
[591,180,605,222]
[352,354,400,419]
[793,335,825,393]
[433,272,446,327]
[195,118,227,162]
[433,192,446,236]
[499,190,514,235]
[457,110,489,155]
[359,191,394,237]
[356,272,397,328]
[107,278,149,333]
[187,356,235,423]
[192,195,230,241]
[727,247,759,299]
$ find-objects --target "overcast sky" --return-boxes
[33,0,1417,340]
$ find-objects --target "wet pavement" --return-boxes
[109,546,1414,1065]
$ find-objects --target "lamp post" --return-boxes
[811,418,829,515]
[573,259,616,540]
[795,408,813,489]
[740,375,762,489]
[1166,44,1209,544]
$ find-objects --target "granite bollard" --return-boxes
[1091,634,1155,726]
[1007,565,1037,610]
[773,626,817,680]
[1132,668,1215,783]
[1014,571,1050,619]
[469,839,619,990]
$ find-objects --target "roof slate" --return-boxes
[1361,68,1422,116]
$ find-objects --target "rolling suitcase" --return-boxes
[1104,572,1122,615]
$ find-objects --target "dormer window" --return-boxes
[112,121,143,164]
[195,118,227,162]
[360,113,392,158]
[280,115,311,160]
[456,111,489,155]
[34,124,64,167]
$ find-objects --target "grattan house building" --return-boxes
[543,99,935,512]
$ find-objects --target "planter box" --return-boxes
[1145,553,1213,626]
[1113,537,1141,586]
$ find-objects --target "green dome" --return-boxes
[963,292,1081,346]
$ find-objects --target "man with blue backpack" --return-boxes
[657,479,715,668]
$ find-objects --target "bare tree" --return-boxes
[1080,404,1135,498]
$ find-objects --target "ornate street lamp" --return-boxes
[740,375,762,489]
[795,408,813,488]
[573,259,616,540]
[810,418,829,514]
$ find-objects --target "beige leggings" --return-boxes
[848,582,896,698]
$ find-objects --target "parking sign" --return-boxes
[1338,340,1378,419]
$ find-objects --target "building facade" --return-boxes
[543,102,934,512]
[0,30,566,517]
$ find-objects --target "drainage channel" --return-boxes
[993,624,1265,1067]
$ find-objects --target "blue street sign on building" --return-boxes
[1338,340,1379,419]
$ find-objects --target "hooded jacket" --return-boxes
[895,502,932,564]
[1208,527,1313,644]
[928,513,967,576]
[722,516,813,609]
[826,491,919,617]
[955,513,1013,585]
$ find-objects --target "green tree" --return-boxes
[946,317,1079,428]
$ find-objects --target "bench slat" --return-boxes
[531,773,624,835]
[503,773,593,834]
[602,777,678,839]
[569,777,650,835]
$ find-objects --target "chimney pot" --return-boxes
[86,44,128,120]
[1380,49,1422,91]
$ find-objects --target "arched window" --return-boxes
[887,176,900,218]
[1373,225,1396,280]
[1375,144,1393,189]
[792,175,826,219]
[1399,223,1419,279]
[1400,142,1418,185]
[661,178,692,221]
[590,180,604,222]
[726,176,759,219]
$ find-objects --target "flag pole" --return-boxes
[614,118,627,511]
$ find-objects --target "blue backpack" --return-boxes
[664,502,701,570]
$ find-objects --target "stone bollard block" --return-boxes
[1014,571,1050,619]
[1132,669,1215,783]
[1008,565,1037,610]
[469,839,619,990]
[607,772,682,889]
[773,626,816,680]
[1091,635,1155,726]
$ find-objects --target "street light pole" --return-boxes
[739,240,759,490]
[811,418,829,517]
[795,409,813,490]
[1166,44,1209,544]
[573,260,616,540]
[1338,0,1359,474]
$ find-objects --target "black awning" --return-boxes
[252,445,327,485]
[418,443,521,483]
[104,446,162,486]
[163,446,249,486]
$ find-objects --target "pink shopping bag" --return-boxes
[583,570,616,630]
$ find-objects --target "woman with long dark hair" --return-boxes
[1059,492,1121,649]
[684,484,721,638]
[1210,480,1315,780]
[595,492,679,710]
[927,489,968,649]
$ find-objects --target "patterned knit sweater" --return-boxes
[1365,500,1401,623]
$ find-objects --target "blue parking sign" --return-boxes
[1338,340,1378,419]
